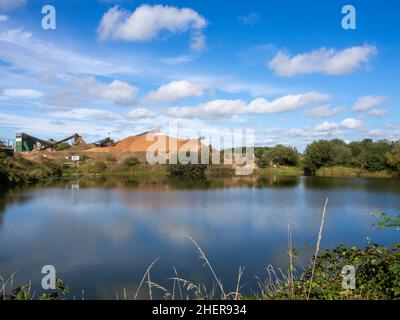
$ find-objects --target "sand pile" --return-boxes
[88,132,204,154]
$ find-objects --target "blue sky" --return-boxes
[0,0,399,150]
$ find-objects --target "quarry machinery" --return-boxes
[15,133,85,152]
[92,137,115,148]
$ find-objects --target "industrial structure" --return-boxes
[92,137,115,148]
[15,133,85,153]
[0,140,14,156]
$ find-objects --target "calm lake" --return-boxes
[0,175,399,299]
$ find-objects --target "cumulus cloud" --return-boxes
[127,107,157,119]
[315,121,338,132]
[98,4,207,52]
[352,95,388,112]
[368,108,388,118]
[49,77,138,106]
[0,0,26,11]
[268,45,377,76]
[289,117,364,139]
[0,15,9,22]
[147,80,205,102]
[167,92,330,119]
[2,88,43,99]
[340,118,363,129]
[315,118,364,131]
[49,107,121,121]
[304,105,344,118]
[96,79,137,105]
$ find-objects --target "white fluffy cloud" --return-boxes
[315,118,364,131]
[268,45,377,76]
[368,108,388,118]
[147,80,205,102]
[98,4,207,52]
[290,117,364,139]
[0,15,9,22]
[50,107,121,122]
[127,108,157,119]
[353,95,388,112]
[315,121,338,132]
[304,105,344,118]
[168,92,330,119]
[2,88,43,99]
[340,118,363,129]
[49,77,138,106]
[96,79,137,105]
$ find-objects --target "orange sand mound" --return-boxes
[88,132,205,154]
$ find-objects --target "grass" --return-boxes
[258,165,303,176]
[315,166,394,178]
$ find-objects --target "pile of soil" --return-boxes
[87,132,204,154]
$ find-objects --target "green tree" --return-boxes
[261,145,299,167]
[303,140,335,175]
[331,144,352,166]
[386,142,400,174]
[356,139,393,171]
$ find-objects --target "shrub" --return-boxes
[90,161,107,174]
[168,163,208,179]
[121,156,140,168]
[55,143,70,151]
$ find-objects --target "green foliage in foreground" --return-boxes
[0,155,62,186]
[268,213,400,300]
[9,279,69,300]
[272,244,400,300]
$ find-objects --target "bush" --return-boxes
[55,143,70,151]
[90,161,107,174]
[168,163,208,180]
[121,156,140,168]
[0,156,63,186]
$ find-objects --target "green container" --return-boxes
[15,141,22,153]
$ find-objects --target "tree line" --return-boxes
[255,139,400,176]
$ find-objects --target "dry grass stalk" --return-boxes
[134,257,159,300]
[186,235,226,298]
[288,224,295,299]
[307,198,329,300]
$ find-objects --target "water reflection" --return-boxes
[0,175,399,299]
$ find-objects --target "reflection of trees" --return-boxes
[0,188,31,228]
[303,176,400,194]
[255,175,300,188]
